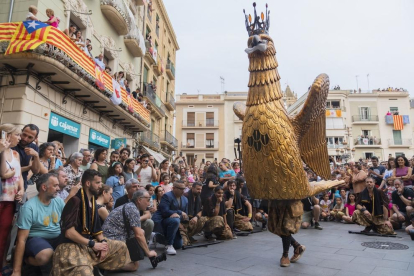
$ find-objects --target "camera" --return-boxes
[149,252,167,268]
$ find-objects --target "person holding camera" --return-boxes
[103,190,162,271]
[135,154,157,186]
[152,181,188,255]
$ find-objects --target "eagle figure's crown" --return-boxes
[243,2,270,36]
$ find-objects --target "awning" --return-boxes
[142,146,165,164]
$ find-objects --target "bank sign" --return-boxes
[49,112,80,138]
[89,129,110,148]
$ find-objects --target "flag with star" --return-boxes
[5,21,51,55]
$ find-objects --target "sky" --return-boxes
[163,0,414,98]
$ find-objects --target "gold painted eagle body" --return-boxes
[235,34,342,200]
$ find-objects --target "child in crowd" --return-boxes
[342,192,356,223]
[105,162,125,205]
[159,173,171,193]
[331,197,345,221]
[26,5,39,21]
[384,177,396,216]
[319,193,332,221]
[145,184,157,213]
[44,9,60,28]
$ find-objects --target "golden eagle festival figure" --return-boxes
[234,3,344,267]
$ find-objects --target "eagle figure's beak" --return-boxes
[245,35,268,54]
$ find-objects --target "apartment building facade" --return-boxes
[288,89,412,162]
[0,0,177,160]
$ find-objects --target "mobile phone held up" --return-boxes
[1,130,6,140]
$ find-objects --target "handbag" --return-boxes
[122,204,145,262]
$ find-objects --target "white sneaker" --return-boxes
[165,245,177,255]
[149,232,156,248]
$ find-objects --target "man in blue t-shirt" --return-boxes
[218,162,236,185]
[368,156,385,187]
[13,173,65,275]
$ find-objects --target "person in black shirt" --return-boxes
[12,124,43,190]
[301,196,322,230]
[390,179,414,228]
[368,156,385,187]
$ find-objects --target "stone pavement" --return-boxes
[110,222,414,276]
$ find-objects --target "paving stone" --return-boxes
[350,256,410,270]
[335,248,386,259]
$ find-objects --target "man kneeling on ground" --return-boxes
[13,173,64,276]
[180,182,208,246]
[352,177,395,234]
[51,169,136,275]
[102,190,157,270]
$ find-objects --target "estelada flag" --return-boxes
[95,64,105,91]
[393,115,403,130]
[5,21,51,55]
[111,78,122,105]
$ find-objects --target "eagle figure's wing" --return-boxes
[291,74,331,180]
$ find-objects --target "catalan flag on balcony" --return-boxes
[393,115,403,130]
[5,21,51,55]
[325,109,342,117]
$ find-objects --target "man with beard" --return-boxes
[12,124,42,190]
[352,177,395,234]
[225,180,253,232]
[179,182,207,246]
[51,168,81,203]
[119,148,131,166]
[13,173,64,276]
[51,170,135,275]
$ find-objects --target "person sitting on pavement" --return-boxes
[51,169,134,275]
[114,179,154,242]
[152,181,188,255]
[390,178,414,230]
[301,196,323,230]
[96,184,113,225]
[51,168,80,203]
[204,186,234,240]
[224,180,253,233]
[179,182,207,246]
[352,177,395,234]
[13,173,64,276]
[102,190,158,271]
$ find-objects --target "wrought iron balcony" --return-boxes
[124,23,145,57]
[166,61,175,80]
[165,92,175,111]
[181,141,219,149]
[163,130,178,149]
[354,138,381,146]
[152,56,163,76]
[182,120,219,128]
[144,41,157,65]
[101,0,131,35]
[140,131,160,149]
[352,115,379,122]
[143,83,165,118]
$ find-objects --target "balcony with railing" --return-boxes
[385,115,410,125]
[166,60,175,80]
[143,83,165,118]
[354,138,382,148]
[0,24,150,132]
[152,56,163,76]
[388,139,412,147]
[140,131,160,149]
[182,120,219,128]
[144,41,157,65]
[101,0,131,35]
[327,144,345,149]
[181,141,219,149]
[351,115,379,124]
[165,92,175,111]
[124,23,146,57]
[161,130,178,149]
[147,6,152,22]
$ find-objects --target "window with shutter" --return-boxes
[206,133,214,148]
[187,112,195,126]
[186,133,194,148]
[206,112,214,126]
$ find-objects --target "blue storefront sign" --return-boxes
[111,138,127,149]
[49,112,80,138]
[89,129,110,148]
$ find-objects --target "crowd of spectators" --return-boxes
[376,87,408,92]
[1,121,414,274]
